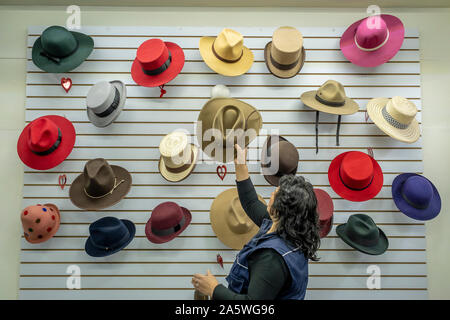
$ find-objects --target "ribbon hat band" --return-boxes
[381,107,409,129]
[354,29,390,52]
[142,51,173,76]
[151,215,186,237]
[31,128,62,156]
[84,177,125,199]
[211,40,243,63]
[94,87,121,118]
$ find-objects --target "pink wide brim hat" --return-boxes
[340,14,405,68]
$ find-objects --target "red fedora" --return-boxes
[328,151,383,202]
[145,201,192,244]
[131,39,185,88]
[17,115,76,170]
[314,188,334,238]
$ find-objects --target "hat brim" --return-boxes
[336,223,389,255]
[32,31,94,73]
[69,165,132,210]
[24,203,61,244]
[328,151,384,202]
[264,42,305,79]
[340,14,405,68]
[199,37,254,77]
[392,173,441,221]
[87,81,126,128]
[210,188,265,250]
[17,115,76,170]
[145,207,192,244]
[261,135,298,187]
[159,144,198,182]
[85,219,136,257]
[300,90,359,115]
[131,42,185,87]
[367,98,420,143]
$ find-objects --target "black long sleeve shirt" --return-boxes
[212,178,291,300]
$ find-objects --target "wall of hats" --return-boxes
[19,22,435,299]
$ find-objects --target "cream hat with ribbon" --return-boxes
[210,188,266,250]
[199,28,254,76]
[367,96,420,143]
[159,131,199,182]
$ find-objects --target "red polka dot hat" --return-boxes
[21,204,60,244]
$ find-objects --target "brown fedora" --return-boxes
[210,188,266,250]
[300,80,359,153]
[261,135,299,186]
[69,158,132,210]
[264,26,306,79]
[197,94,262,163]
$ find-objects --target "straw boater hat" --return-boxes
[159,131,198,182]
[336,214,389,255]
[261,135,299,187]
[17,115,76,170]
[21,204,60,244]
[32,25,94,73]
[340,14,405,68]
[210,188,266,250]
[197,85,262,163]
[328,151,383,202]
[313,189,334,238]
[86,81,126,128]
[199,28,254,76]
[69,158,132,210]
[300,80,359,153]
[131,38,185,87]
[264,26,306,79]
[366,96,420,143]
[392,173,441,221]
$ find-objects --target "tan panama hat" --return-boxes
[199,28,254,76]
[367,96,420,143]
[210,188,266,250]
[159,131,199,182]
[264,26,306,79]
[197,85,262,163]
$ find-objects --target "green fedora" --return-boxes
[336,214,388,255]
[32,26,94,73]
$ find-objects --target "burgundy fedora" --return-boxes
[145,201,192,243]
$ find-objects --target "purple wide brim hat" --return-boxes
[392,173,441,221]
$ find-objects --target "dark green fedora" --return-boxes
[336,214,388,255]
[32,26,94,73]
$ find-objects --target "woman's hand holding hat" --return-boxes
[192,270,219,297]
[234,144,249,182]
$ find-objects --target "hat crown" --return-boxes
[403,176,433,209]
[159,132,191,169]
[340,152,374,190]
[214,28,244,61]
[386,96,417,125]
[89,217,129,248]
[40,26,78,57]
[212,104,245,146]
[271,26,303,65]
[21,204,58,242]
[316,80,347,105]
[274,140,299,174]
[355,16,389,50]
[86,81,115,111]
[314,188,334,221]
[346,214,380,246]
[151,202,184,230]
[28,117,59,153]
[83,158,116,197]
[227,196,252,234]
[136,39,170,70]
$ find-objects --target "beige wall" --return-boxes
[1,5,449,299]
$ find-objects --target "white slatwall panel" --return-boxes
[21,26,426,300]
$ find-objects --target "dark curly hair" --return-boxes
[270,175,320,261]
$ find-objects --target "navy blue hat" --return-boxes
[85,217,136,257]
[392,173,441,221]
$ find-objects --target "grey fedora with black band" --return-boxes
[86,81,126,127]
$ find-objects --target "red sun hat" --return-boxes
[328,151,383,202]
[314,188,334,238]
[17,115,76,170]
[131,39,185,88]
[340,14,405,68]
[145,201,192,244]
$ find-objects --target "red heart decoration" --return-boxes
[61,77,72,93]
[216,165,227,181]
[216,254,224,269]
[58,174,67,190]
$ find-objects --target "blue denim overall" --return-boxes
[225,219,308,300]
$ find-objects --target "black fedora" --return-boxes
[85,217,135,257]
[336,214,388,255]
